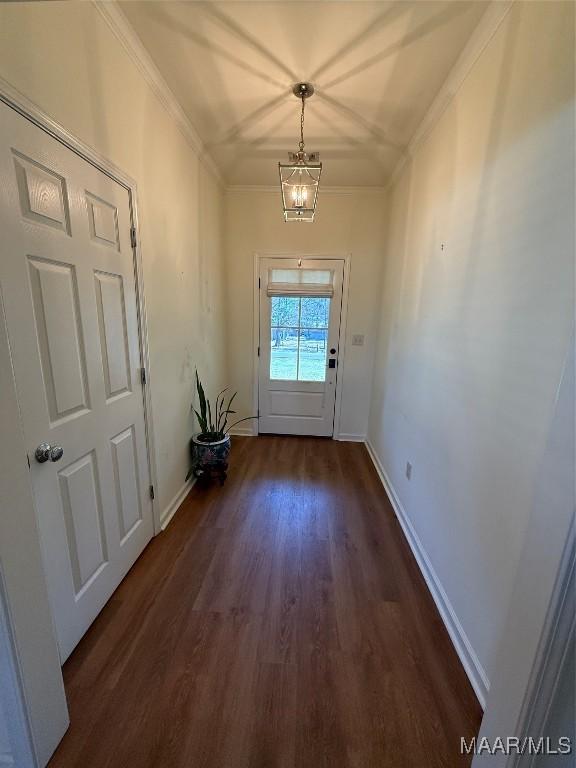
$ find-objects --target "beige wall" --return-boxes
[368,0,574,702]
[0,1,228,520]
[225,189,386,438]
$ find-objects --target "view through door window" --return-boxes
[270,296,329,381]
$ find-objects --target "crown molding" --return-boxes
[387,0,514,190]
[226,184,387,195]
[92,1,224,188]
[93,0,512,196]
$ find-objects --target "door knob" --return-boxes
[35,443,64,463]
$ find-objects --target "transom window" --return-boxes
[270,296,329,382]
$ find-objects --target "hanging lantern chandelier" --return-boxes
[279,82,322,222]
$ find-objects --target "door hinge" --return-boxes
[26,454,30,469]
[130,226,137,249]
[257,346,260,357]
[149,485,155,500]
[140,367,146,385]
[258,277,261,289]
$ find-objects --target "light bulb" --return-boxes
[292,185,307,208]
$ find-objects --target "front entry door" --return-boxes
[0,101,153,661]
[258,258,344,436]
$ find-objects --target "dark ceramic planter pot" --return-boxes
[191,433,231,484]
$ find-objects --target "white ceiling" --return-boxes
[119,1,489,186]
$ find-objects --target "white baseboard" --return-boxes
[228,427,255,437]
[229,430,366,441]
[160,478,195,531]
[365,440,490,709]
[336,433,367,442]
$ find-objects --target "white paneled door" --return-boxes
[258,258,344,436]
[0,102,153,661]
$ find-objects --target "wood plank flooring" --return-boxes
[49,436,482,768]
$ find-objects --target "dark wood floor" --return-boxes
[49,436,481,768]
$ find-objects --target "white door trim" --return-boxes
[0,76,161,533]
[252,252,351,439]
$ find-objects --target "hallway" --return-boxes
[50,437,481,768]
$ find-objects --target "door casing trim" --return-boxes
[252,252,351,439]
[0,76,161,533]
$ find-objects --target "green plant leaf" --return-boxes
[207,398,213,433]
[196,371,207,426]
[193,408,208,434]
[193,375,254,438]
[220,391,237,433]
[215,388,228,432]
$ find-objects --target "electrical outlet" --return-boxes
[352,334,364,346]
[405,461,412,480]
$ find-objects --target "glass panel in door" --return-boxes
[269,296,329,382]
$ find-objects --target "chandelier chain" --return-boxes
[299,95,305,152]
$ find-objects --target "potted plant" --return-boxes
[187,372,256,485]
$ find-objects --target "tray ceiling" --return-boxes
[119,1,489,186]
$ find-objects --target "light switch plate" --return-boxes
[351,334,364,346]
